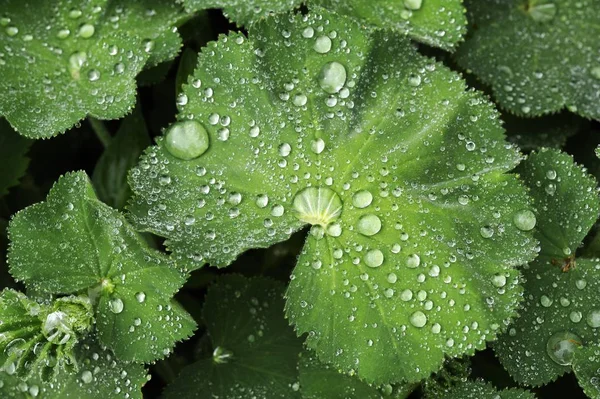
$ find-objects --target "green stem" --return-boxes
[88,117,111,148]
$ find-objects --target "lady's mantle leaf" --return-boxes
[0,0,190,138]
[0,338,148,399]
[182,0,466,50]
[0,290,93,380]
[455,0,600,119]
[128,8,538,383]
[8,172,195,363]
[163,275,303,399]
[437,380,535,399]
[298,350,414,399]
[494,149,600,386]
[573,343,600,398]
[0,119,31,197]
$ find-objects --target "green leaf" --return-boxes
[574,343,600,398]
[455,0,600,119]
[503,112,587,152]
[0,0,190,138]
[494,148,600,386]
[163,275,303,399]
[0,290,94,380]
[180,0,303,27]
[0,119,31,197]
[298,350,414,399]
[8,171,195,362]
[128,8,538,383]
[175,48,199,97]
[92,104,151,209]
[314,0,467,51]
[182,0,466,50]
[0,338,148,399]
[437,380,535,399]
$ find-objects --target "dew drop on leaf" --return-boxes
[513,209,537,231]
[406,254,421,268]
[356,214,381,236]
[109,298,124,314]
[410,311,427,328]
[314,36,332,53]
[546,331,582,366]
[587,310,600,328]
[292,187,342,226]
[404,0,423,11]
[364,249,384,268]
[165,120,210,160]
[318,62,347,94]
[352,190,373,208]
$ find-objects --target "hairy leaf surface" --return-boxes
[8,172,195,362]
[494,149,600,386]
[438,380,535,399]
[455,0,600,119]
[163,275,303,399]
[128,8,538,383]
[0,338,148,398]
[0,0,189,138]
[573,343,600,398]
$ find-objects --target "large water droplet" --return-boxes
[81,370,93,384]
[364,249,384,268]
[528,3,557,23]
[587,310,600,328]
[292,187,342,227]
[513,209,536,231]
[410,311,427,328]
[314,36,332,53]
[357,214,381,236]
[546,331,582,365]
[135,292,146,303]
[319,62,347,94]
[109,298,124,314]
[404,0,423,10]
[165,120,210,160]
[406,254,420,268]
[78,23,95,38]
[352,190,373,208]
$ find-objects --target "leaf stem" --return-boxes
[88,117,112,148]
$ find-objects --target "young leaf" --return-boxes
[494,149,600,386]
[0,119,31,197]
[437,380,535,399]
[0,338,148,399]
[163,275,303,399]
[298,350,414,399]
[0,290,93,380]
[455,0,600,119]
[0,0,190,138]
[128,8,538,384]
[573,344,600,398]
[92,104,151,209]
[182,0,466,50]
[8,172,195,363]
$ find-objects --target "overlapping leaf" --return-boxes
[298,350,414,399]
[8,172,195,363]
[574,344,600,398]
[128,7,539,384]
[455,0,600,119]
[0,119,31,197]
[0,338,148,399]
[0,0,190,138]
[182,0,466,50]
[0,290,93,380]
[494,149,600,386]
[437,380,535,399]
[163,275,303,399]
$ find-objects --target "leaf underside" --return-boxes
[0,119,31,197]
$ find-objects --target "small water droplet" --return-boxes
[109,298,124,314]
[406,254,420,268]
[135,292,146,303]
[410,311,427,328]
[586,310,600,328]
[404,0,423,10]
[364,249,384,268]
[81,370,93,384]
[78,23,95,38]
[356,214,381,236]
[352,190,373,208]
